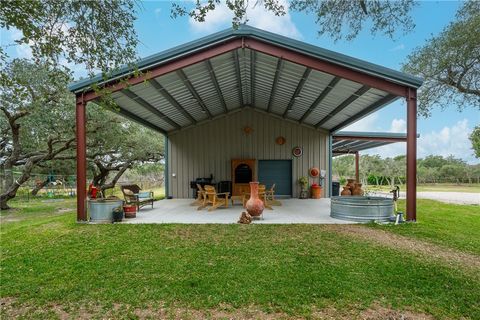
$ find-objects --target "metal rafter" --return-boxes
[330,94,397,132]
[205,60,228,113]
[315,85,370,129]
[116,106,167,134]
[233,49,245,108]
[298,76,340,124]
[149,79,197,125]
[176,69,213,119]
[250,50,256,107]
[121,89,181,130]
[266,58,284,113]
[282,68,312,118]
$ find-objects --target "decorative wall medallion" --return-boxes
[243,126,253,135]
[310,167,320,178]
[275,136,286,145]
[292,146,303,157]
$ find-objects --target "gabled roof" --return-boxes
[68,25,422,135]
[69,25,422,92]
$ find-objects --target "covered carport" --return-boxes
[332,131,414,183]
[69,25,422,222]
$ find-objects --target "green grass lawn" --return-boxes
[1,198,479,319]
[372,199,480,255]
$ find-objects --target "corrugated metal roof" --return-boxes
[69,25,422,92]
[68,26,422,135]
[332,131,409,154]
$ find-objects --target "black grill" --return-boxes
[190,176,214,198]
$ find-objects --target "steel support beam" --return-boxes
[283,68,312,118]
[233,49,245,108]
[76,95,87,222]
[355,151,360,183]
[150,79,197,125]
[406,88,417,221]
[115,107,167,135]
[315,85,370,129]
[122,89,181,129]
[330,94,398,133]
[267,58,284,113]
[177,69,213,119]
[333,136,407,142]
[205,60,228,113]
[299,77,340,124]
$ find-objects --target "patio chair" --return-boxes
[198,185,229,212]
[121,184,154,210]
[191,184,206,206]
[265,184,281,206]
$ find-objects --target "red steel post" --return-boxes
[406,88,417,221]
[355,151,360,183]
[76,95,87,222]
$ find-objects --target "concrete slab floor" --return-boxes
[123,198,354,224]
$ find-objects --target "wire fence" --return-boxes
[1,171,164,202]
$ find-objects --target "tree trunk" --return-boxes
[31,178,50,196]
[100,163,131,193]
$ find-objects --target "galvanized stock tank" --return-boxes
[330,196,394,222]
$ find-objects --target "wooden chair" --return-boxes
[265,184,281,206]
[121,184,154,210]
[191,184,206,206]
[198,185,229,212]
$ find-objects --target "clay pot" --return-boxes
[346,179,356,191]
[245,182,265,217]
[352,183,364,196]
[341,186,352,196]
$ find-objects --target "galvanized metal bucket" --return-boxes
[88,199,123,223]
[330,196,394,223]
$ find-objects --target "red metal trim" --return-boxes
[76,95,87,222]
[406,88,417,221]
[333,136,406,142]
[355,152,360,183]
[81,39,244,102]
[244,38,410,97]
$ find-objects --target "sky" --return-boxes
[2,0,479,163]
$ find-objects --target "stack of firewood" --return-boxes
[238,212,252,224]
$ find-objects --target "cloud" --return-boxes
[342,113,379,132]
[154,8,162,17]
[7,28,33,59]
[418,119,475,163]
[389,43,405,52]
[188,0,301,39]
[389,118,406,133]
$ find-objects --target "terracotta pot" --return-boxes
[352,183,364,196]
[346,179,356,191]
[245,182,265,217]
[340,186,351,196]
[311,185,322,199]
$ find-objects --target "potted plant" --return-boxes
[298,176,309,199]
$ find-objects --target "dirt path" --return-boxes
[328,225,480,272]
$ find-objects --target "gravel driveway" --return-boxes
[373,191,479,205]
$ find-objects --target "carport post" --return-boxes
[406,88,417,221]
[355,151,360,183]
[76,95,87,222]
